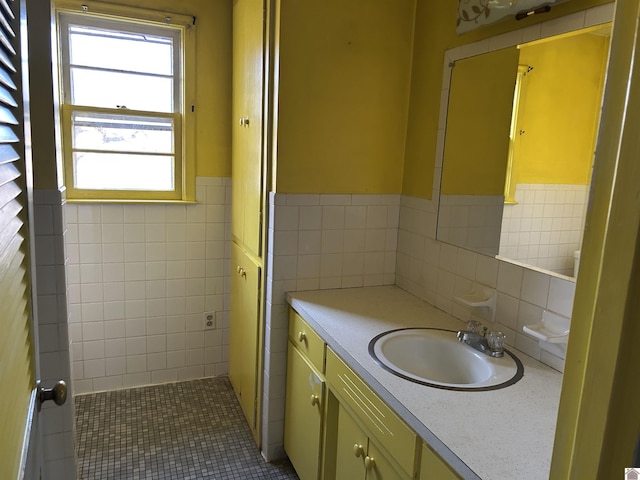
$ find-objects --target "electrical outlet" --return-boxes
[203,312,215,330]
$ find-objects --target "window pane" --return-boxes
[72,112,174,154]
[69,25,173,75]
[71,68,173,112]
[74,153,175,191]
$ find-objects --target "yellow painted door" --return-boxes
[284,346,324,480]
[229,242,261,438]
[231,0,264,257]
[0,0,44,478]
[334,404,367,480]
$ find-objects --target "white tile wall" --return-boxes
[33,188,77,480]
[261,192,400,460]
[437,194,504,256]
[65,177,231,393]
[500,184,588,276]
[397,194,575,370]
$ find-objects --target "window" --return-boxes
[57,6,195,201]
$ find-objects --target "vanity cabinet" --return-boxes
[285,307,463,480]
[284,311,326,480]
[325,347,418,480]
[419,443,461,480]
[333,402,404,480]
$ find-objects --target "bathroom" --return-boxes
[11,0,639,478]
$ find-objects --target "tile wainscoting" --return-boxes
[65,177,232,394]
[34,188,76,480]
[261,192,400,459]
[397,194,575,373]
[500,183,588,276]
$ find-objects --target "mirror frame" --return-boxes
[433,5,614,282]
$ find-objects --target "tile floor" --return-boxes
[75,376,299,479]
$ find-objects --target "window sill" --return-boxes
[65,198,198,205]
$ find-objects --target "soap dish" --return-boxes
[453,290,495,308]
[453,289,496,322]
[523,310,570,344]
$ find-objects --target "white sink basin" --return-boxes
[369,328,523,391]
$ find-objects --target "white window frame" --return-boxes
[56,2,196,202]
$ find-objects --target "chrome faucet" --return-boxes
[457,326,505,358]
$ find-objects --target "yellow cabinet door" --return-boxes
[366,440,405,480]
[334,404,367,480]
[231,0,264,257]
[284,346,325,480]
[419,443,460,480]
[229,242,261,439]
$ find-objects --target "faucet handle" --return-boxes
[466,320,481,333]
[487,331,505,352]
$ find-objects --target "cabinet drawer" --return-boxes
[326,348,417,478]
[289,309,325,373]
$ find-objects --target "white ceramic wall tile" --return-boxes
[438,195,503,257]
[499,184,588,276]
[34,189,76,479]
[64,178,231,393]
[547,276,576,318]
[495,293,520,331]
[497,261,524,298]
[396,195,576,372]
[475,254,498,288]
[520,269,551,308]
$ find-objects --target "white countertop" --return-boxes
[287,286,563,480]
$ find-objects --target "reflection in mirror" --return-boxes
[437,25,611,278]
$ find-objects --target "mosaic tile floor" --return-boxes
[75,376,299,480]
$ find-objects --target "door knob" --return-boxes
[353,444,365,458]
[364,456,376,470]
[310,394,319,406]
[37,380,67,406]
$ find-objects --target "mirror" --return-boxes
[437,24,611,278]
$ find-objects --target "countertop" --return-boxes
[286,286,563,480]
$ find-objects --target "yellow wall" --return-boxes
[440,47,519,195]
[32,0,613,195]
[32,0,232,189]
[273,0,415,194]
[403,0,615,199]
[514,33,609,185]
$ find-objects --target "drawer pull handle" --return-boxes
[353,444,365,458]
[364,456,376,470]
[310,394,319,406]
[298,331,306,343]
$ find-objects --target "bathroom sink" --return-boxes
[369,328,523,391]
